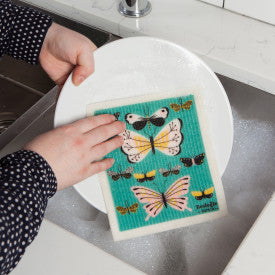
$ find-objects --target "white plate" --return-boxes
[54,37,233,213]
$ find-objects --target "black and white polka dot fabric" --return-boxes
[0,0,52,64]
[0,150,57,274]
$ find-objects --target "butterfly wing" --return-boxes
[149,107,169,127]
[154,119,183,156]
[122,173,132,179]
[182,100,193,110]
[194,153,205,165]
[120,130,151,163]
[107,170,120,181]
[133,173,146,183]
[204,187,214,198]
[180,158,193,167]
[145,170,156,181]
[159,168,170,177]
[121,167,134,179]
[116,206,128,215]
[171,164,181,175]
[170,103,181,112]
[166,198,191,212]
[114,112,120,120]
[125,113,147,130]
[165,176,190,199]
[131,186,163,221]
[107,170,116,176]
[143,201,164,221]
[165,176,191,212]
[131,186,162,203]
[191,191,203,200]
[129,203,139,213]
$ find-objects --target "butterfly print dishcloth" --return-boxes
[87,93,227,240]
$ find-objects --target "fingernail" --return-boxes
[75,76,85,86]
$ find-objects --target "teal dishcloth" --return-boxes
[95,94,219,232]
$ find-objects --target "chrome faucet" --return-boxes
[118,0,151,18]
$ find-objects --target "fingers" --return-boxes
[88,158,115,177]
[72,43,97,86]
[85,120,126,146]
[72,114,116,133]
[79,134,123,180]
[91,135,124,159]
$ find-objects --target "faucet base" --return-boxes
[118,1,151,18]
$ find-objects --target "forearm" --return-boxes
[0,0,52,64]
[0,150,57,274]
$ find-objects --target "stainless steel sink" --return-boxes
[0,3,274,274]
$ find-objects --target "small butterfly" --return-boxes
[191,187,214,200]
[159,164,181,177]
[116,201,139,215]
[180,153,205,167]
[121,119,183,163]
[131,176,192,221]
[125,107,169,131]
[114,112,120,120]
[170,99,193,112]
[107,167,134,181]
[134,170,156,183]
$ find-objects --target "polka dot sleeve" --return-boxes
[0,0,53,64]
[0,150,57,274]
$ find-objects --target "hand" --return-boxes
[24,115,125,190]
[39,22,97,87]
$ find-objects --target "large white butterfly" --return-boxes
[120,119,183,163]
[131,176,192,221]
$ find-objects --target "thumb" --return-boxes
[72,48,95,86]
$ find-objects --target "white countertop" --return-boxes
[223,193,275,275]
[22,0,275,95]
[11,219,144,275]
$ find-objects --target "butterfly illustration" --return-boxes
[180,153,205,167]
[170,99,193,112]
[107,167,134,181]
[114,112,120,120]
[131,176,192,221]
[116,201,139,215]
[191,187,214,200]
[133,170,156,183]
[125,107,169,131]
[121,119,183,163]
[159,164,181,177]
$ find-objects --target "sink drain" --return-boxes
[0,112,17,134]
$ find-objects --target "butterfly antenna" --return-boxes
[125,200,129,208]
[143,105,147,117]
[163,180,167,192]
[152,182,161,193]
[143,129,150,137]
